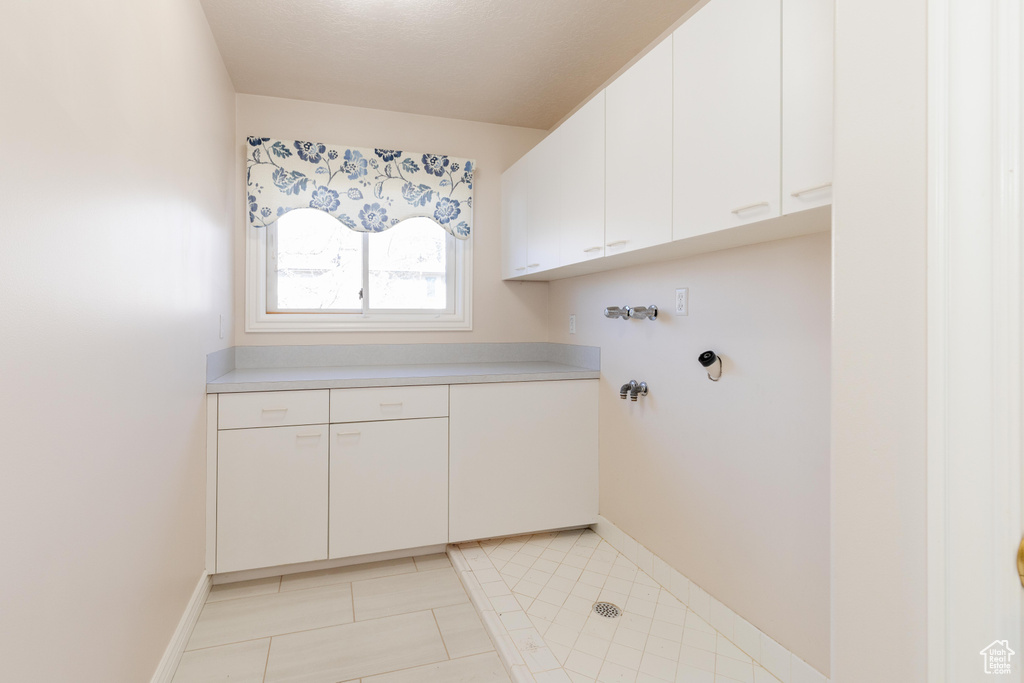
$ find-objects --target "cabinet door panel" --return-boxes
[217,425,328,572]
[526,136,561,273]
[673,0,782,239]
[782,0,834,214]
[330,418,448,558]
[605,38,674,255]
[559,92,606,267]
[501,157,529,279]
[449,380,598,542]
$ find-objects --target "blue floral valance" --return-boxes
[246,137,474,240]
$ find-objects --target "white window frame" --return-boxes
[245,215,472,332]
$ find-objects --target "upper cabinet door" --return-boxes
[500,155,529,279]
[782,0,834,214]
[673,0,782,240]
[559,92,606,267]
[526,133,561,273]
[605,38,673,256]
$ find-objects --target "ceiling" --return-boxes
[199,0,701,130]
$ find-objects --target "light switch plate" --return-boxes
[569,314,577,334]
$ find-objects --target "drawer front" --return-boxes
[218,390,329,430]
[330,385,448,423]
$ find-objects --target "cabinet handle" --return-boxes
[296,433,321,440]
[606,240,629,247]
[731,201,770,215]
[790,182,832,197]
[262,407,288,414]
[527,263,540,268]
[335,431,361,437]
[379,402,403,408]
[514,266,527,271]
[583,246,602,253]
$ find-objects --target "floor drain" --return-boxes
[593,602,621,618]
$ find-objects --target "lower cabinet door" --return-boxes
[329,418,449,558]
[449,380,599,542]
[217,425,329,573]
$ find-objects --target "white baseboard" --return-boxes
[149,571,212,683]
[591,515,829,683]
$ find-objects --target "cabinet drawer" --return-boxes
[330,385,448,423]
[218,390,329,430]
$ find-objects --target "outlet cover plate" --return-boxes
[675,288,688,315]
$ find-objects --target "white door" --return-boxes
[501,156,529,279]
[781,0,834,214]
[559,92,606,267]
[329,418,448,558]
[217,425,329,572]
[673,0,781,239]
[449,380,599,542]
[927,0,1023,678]
[526,134,561,273]
[605,38,673,255]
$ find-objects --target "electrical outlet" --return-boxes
[569,314,577,335]
[675,288,688,315]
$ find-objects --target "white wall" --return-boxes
[234,94,549,346]
[0,1,235,681]
[547,232,832,673]
[831,0,929,680]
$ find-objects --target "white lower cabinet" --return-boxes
[213,380,598,573]
[448,380,599,542]
[329,418,449,558]
[217,424,329,573]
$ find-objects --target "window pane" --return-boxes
[275,209,362,311]
[368,217,448,310]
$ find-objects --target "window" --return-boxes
[248,209,470,331]
[243,138,474,332]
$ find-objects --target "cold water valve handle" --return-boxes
[699,351,723,382]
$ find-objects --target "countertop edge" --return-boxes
[206,370,601,394]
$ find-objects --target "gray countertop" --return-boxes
[205,342,601,393]
[207,360,599,393]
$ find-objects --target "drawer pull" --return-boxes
[527,263,540,268]
[514,266,527,271]
[790,182,832,197]
[731,201,770,215]
[379,402,403,408]
[262,407,288,414]
[583,246,602,253]
[335,431,361,437]
[296,433,321,440]
[606,240,629,247]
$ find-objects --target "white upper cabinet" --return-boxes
[673,0,782,240]
[782,0,834,214]
[500,155,529,278]
[559,92,606,267]
[500,0,833,281]
[605,38,674,255]
[526,133,561,273]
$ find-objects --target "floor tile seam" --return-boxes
[429,608,453,660]
[187,606,450,652]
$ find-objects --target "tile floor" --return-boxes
[172,553,511,683]
[460,529,783,683]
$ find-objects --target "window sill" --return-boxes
[244,315,472,333]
